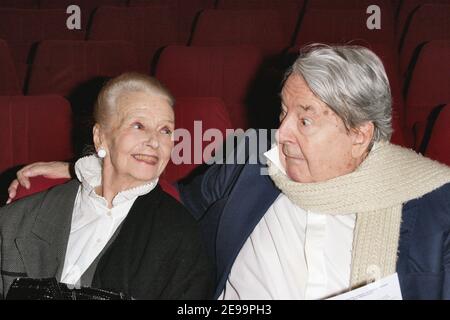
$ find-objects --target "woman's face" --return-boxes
[96,90,174,188]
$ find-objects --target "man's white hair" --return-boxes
[287,44,393,145]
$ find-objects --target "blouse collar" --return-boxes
[74,155,158,207]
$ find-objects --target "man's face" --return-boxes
[277,74,362,183]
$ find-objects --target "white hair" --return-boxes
[94,72,175,127]
[286,44,393,145]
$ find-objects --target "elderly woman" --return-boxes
[7,45,450,300]
[0,73,213,299]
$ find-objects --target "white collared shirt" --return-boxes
[60,155,158,285]
[219,146,356,300]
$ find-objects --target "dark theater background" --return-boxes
[0,0,449,203]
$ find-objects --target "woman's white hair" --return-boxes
[287,44,393,145]
[94,72,175,128]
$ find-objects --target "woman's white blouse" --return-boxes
[219,146,356,300]
[60,155,157,285]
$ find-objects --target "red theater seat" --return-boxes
[396,0,450,40]
[27,40,139,96]
[307,0,391,8]
[0,39,21,95]
[295,9,396,48]
[128,0,214,44]
[88,6,179,72]
[39,0,126,29]
[368,43,407,144]
[399,4,450,75]
[190,9,292,56]
[306,0,394,16]
[162,97,233,183]
[306,0,396,36]
[0,0,38,9]
[425,104,450,166]
[216,0,304,11]
[0,95,73,175]
[306,0,395,20]
[405,41,450,131]
[156,45,264,129]
[14,176,71,201]
[215,0,304,39]
[0,8,85,87]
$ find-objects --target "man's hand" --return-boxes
[7,161,71,204]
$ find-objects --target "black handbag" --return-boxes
[6,277,130,300]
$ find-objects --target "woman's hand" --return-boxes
[7,161,71,204]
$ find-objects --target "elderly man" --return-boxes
[6,45,450,300]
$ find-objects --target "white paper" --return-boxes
[327,273,403,300]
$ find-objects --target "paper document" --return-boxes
[327,273,402,300]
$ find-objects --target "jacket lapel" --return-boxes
[15,180,79,280]
[396,200,421,299]
[215,163,280,297]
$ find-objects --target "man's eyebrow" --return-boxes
[298,104,316,113]
[279,101,317,114]
[300,104,312,110]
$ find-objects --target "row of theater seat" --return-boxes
[1,38,448,142]
[8,101,450,204]
[1,1,448,76]
[1,93,448,205]
[0,95,232,186]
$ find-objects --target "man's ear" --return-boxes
[350,122,375,159]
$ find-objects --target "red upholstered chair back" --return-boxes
[216,0,303,11]
[40,0,126,26]
[295,8,395,48]
[128,0,215,44]
[0,39,21,95]
[0,8,85,87]
[156,45,263,129]
[0,0,38,9]
[191,9,292,56]
[162,97,233,183]
[405,41,450,130]
[88,6,180,72]
[399,4,450,75]
[0,95,73,175]
[425,104,450,166]
[27,40,139,96]
[14,177,71,201]
[215,0,306,45]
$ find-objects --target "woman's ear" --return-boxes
[93,124,103,152]
[351,122,375,159]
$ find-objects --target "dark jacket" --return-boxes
[179,141,450,300]
[0,180,214,299]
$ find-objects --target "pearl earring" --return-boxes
[97,148,106,158]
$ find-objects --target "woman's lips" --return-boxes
[132,154,159,165]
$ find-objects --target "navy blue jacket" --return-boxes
[179,139,450,300]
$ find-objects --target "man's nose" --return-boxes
[277,115,295,144]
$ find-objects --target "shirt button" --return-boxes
[97,239,102,243]
[107,211,112,217]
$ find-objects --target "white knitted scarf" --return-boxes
[268,142,450,288]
